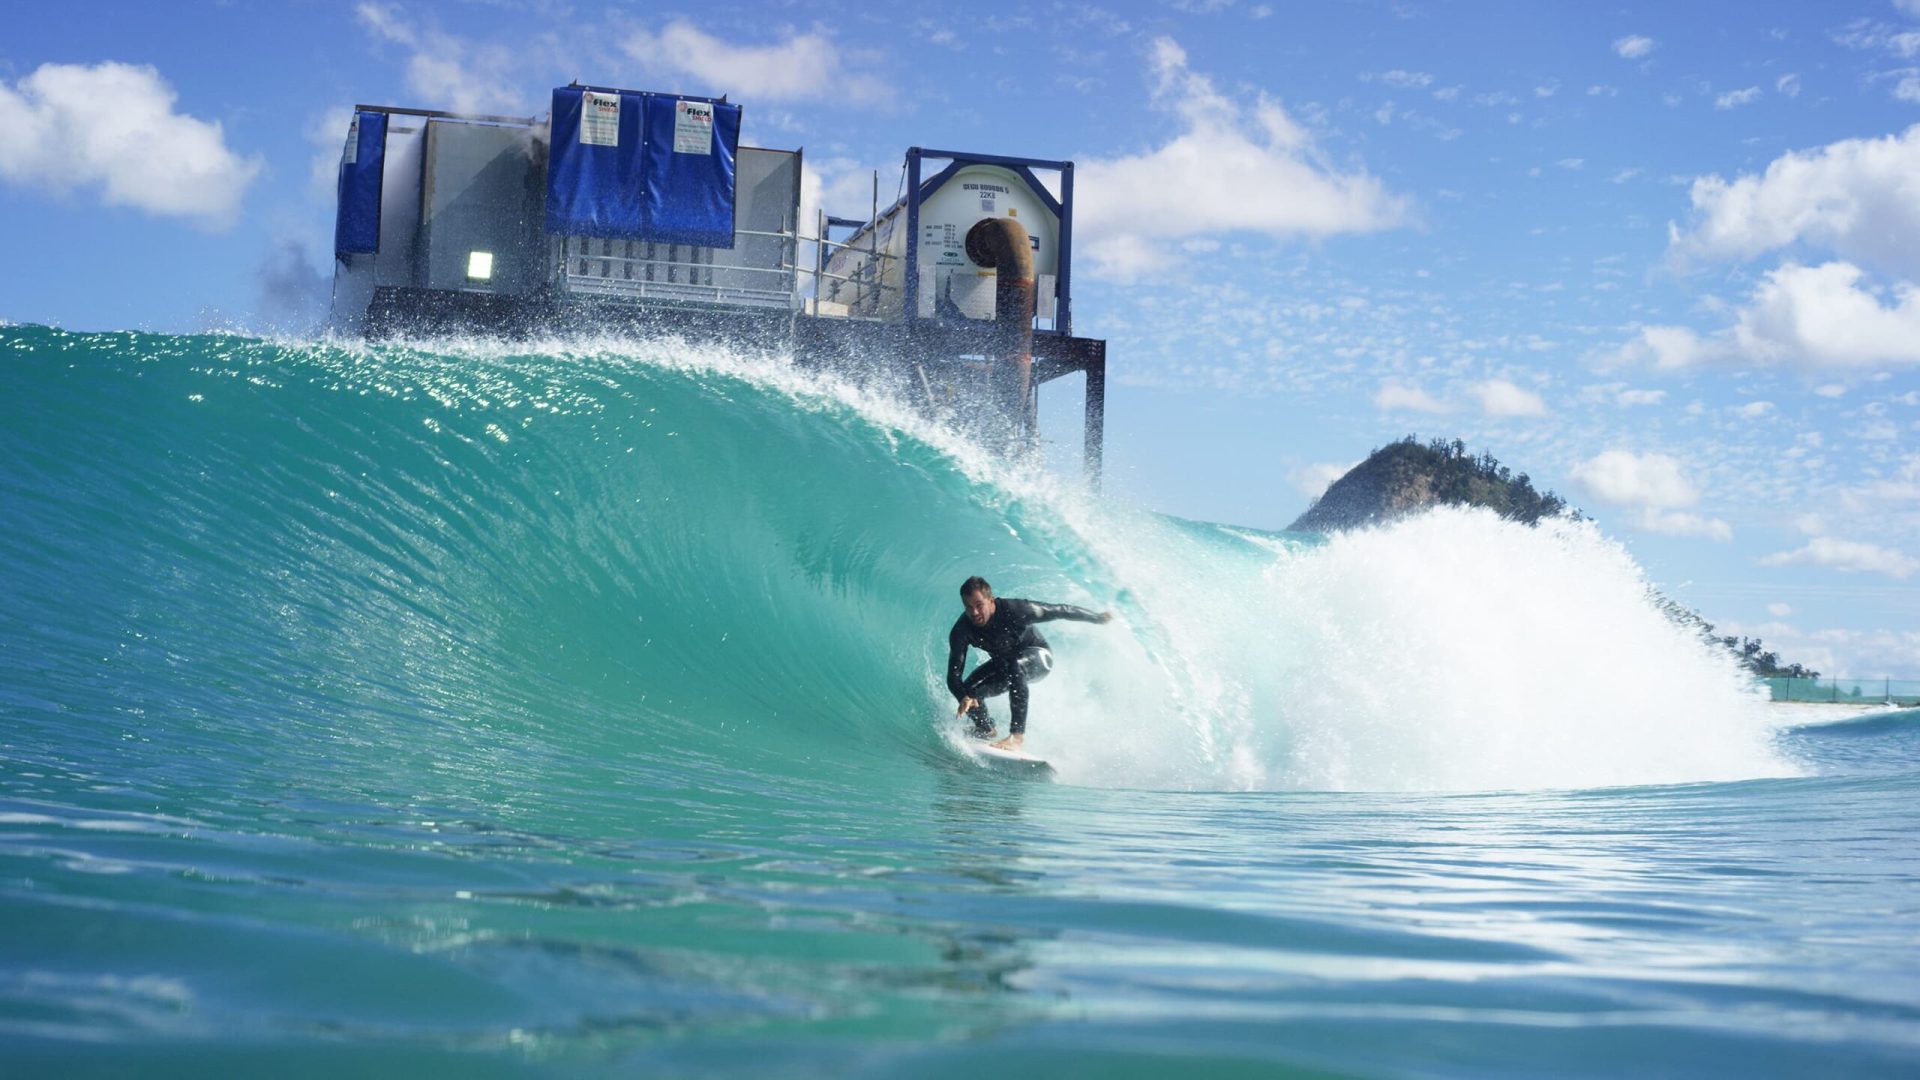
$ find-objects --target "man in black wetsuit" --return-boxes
[947,575,1111,751]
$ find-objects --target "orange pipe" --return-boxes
[965,217,1036,442]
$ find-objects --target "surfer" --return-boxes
[947,576,1111,751]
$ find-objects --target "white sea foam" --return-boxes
[1041,505,1795,792]
[292,329,1795,793]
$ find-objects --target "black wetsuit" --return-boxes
[947,598,1104,736]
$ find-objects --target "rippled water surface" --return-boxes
[3,327,1917,1076]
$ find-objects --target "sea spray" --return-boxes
[7,325,1917,1076]
[0,326,1794,801]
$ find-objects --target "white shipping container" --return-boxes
[822,163,1060,325]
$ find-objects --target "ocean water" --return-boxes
[2,324,1917,1077]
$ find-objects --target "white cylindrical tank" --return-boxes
[823,163,1059,325]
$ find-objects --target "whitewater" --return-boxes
[2,324,1917,1076]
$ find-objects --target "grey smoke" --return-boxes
[254,240,329,333]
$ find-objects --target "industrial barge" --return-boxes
[329,83,1107,481]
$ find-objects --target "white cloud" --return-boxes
[1732,263,1920,367]
[1570,449,1734,540]
[1373,380,1452,413]
[1373,69,1433,88]
[1833,18,1920,59]
[1668,124,1920,277]
[1715,86,1762,109]
[1638,509,1735,541]
[1761,536,1920,579]
[621,20,886,104]
[1601,323,1715,370]
[1472,378,1547,416]
[1572,449,1700,509]
[1842,454,1920,507]
[1768,602,1793,617]
[1614,35,1657,60]
[0,61,260,227]
[1617,387,1666,405]
[798,155,892,285]
[1075,38,1409,279]
[1734,400,1775,418]
[357,3,525,115]
[1776,73,1802,98]
[1290,461,1356,498]
[307,105,356,199]
[1604,261,1920,371]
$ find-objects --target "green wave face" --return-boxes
[2,326,1072,813]
[1,324,1795,801]
[2,324,1910,1075]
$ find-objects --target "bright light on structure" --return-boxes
[467,251,494,281]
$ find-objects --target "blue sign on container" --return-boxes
[334,110,388,256]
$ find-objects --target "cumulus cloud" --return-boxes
[357,3,526,115]
[1768,602,1793,617]
[1290,460,1356,498]
[1734,400,1775,418]
[1471,378,1547,416]
[1604,261,1920,370]
[0,61,260,227]
[1667,124,1920,277]
[1571,449,1733,540]
[1572,449,1698,508]
[1372,380,1452,413]
[1075,38,1409,280]
[1715,86,1762,109]
[1617,387,1666,405]
[1614,35,1657,59]
[1761,537,1920,579]
[622,20,886,103]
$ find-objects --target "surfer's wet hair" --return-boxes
[960,576,993,599]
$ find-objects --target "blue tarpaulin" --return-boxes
[333,110,387,257]
[545,86,740,248]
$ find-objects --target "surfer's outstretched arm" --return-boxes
[1026,601,1114,625]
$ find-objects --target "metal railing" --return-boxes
[1767,676,1920,706]
[549,225,1057,329]
[555,229,799,310]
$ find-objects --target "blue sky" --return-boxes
[4,0,1918,677]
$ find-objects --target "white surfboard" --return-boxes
[964,740,1056,777]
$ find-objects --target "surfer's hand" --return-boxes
[956,697,978,717]
[1098,611,1114,623]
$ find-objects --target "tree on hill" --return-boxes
[1288,435,1572,533]
[1653,590,1821,680]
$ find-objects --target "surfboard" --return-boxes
[964,740,1056,777]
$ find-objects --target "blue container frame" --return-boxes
[902,148,1075,336]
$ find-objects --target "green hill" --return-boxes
[1288,436,1570,533]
